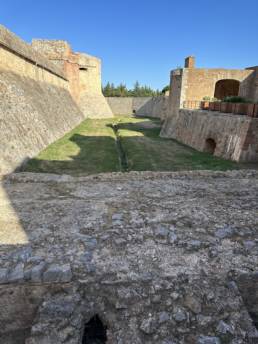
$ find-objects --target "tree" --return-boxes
[102,82,112,96]
[161,85,170,94]
[102,81,162,97]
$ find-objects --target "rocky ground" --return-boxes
[0,170,258,343]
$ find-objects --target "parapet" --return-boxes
[31,39,72,60]
[32,40,100,68]
[0,25,67,80]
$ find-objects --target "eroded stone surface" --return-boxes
[0,170,258,343]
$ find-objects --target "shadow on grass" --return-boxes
[22,117,243,175]
[110,119,161,138]
[23,134,121,175]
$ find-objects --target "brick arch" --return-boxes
[214,79,240,100]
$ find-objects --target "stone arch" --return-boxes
[214,79,240,100]
[82,314,107,344]
[205,138,216,155]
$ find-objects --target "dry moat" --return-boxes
[1,23,258,344]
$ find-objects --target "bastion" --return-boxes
[161,57,258,162]
[0,25,112,175]
[31,39,113,119]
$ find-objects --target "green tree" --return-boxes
[161,85,170,94]
[102,82,112,96]
[133,81,140,96]
[103,81,162,97]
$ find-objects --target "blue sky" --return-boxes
[1,0,258,90]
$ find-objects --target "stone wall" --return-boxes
[0,26,84,174]
[32,40,113,118]
[161,109,258,162]
[106,97,150,116]
[0,25,66,80]
[160,57,258,162]
[135,95,169,120]
[165,58,257,125]
[182,68,252,103]
[106,96,168,119]
[239,66,258,102]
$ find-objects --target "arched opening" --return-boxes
[205,138,216,155]
[214,79,240,100]
[82,315,107,344]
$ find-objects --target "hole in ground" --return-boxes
[82,315,107,344]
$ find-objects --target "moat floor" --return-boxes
[23,116,244,175]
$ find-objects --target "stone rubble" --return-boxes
[0,170,258,343]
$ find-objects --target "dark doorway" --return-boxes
[82,315,107,344]
[214,79,240,100]
[205,138,216,155]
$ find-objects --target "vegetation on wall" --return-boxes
[102,81,162,97]
[203,96,252,103]
[161,85,170,94]
[222,96,249,103]
[202,96,219,101]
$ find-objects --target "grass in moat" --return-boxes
[23,115,240,175]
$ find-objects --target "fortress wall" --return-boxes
[106,96,168,119]
[160,69,186,137]
[161,66,256,143]
[0,26,84,174]
[0,46,68,89]
[0,25,66,80]
[32,40,81,102]
[240,66,258,102]
[183,68,252,102]
[78,54,113,118]
[32,40,113,118]
[106,97,134,115]
[161,109,258,162]
[134,95,169,120]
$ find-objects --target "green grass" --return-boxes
[23,116,243,175]
[24,118,120,175]
[115,119,238,172]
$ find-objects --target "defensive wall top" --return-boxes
[31,39,101,68]
[0,25,67,80]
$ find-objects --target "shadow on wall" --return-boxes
[135,95,169,120]
[214,79,240,100]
